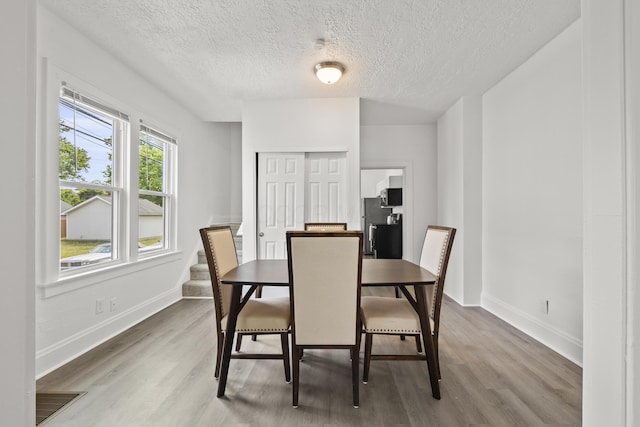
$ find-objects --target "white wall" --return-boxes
[0,0,36,424]
[204,121,242,224]
[241,98,360,261]
[360,169,402,199]
[436,96,483,306]
[226,122,243,223]
[35,7,233,376]
[482,20,583,363]
[627,2,640,424]
[361,125,437,262]
[361,169,389,198]
[581,0,631,424]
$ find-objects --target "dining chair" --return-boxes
[303,222,348,231]
[286,230,364,408]
[199,225,291,382]
[359,225,456,383]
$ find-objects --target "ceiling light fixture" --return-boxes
[314,61,344,85]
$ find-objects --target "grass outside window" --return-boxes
[61,237,162,258]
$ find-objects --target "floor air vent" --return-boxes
[36,392,86,425]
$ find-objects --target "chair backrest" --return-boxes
[286,231,363,346]
[304,222,348,232]
[199,225,239,330]
[418,226,456,331]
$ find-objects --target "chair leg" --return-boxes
[292,345,300,408]
[395,287,408,341]
[363,333,372,384]
[280,333,291,383]
[235,334,243,352]
[351,344,360,408]
[415,335,422,353]
[215,333,224,378]
[252,286,263,341]
[434,338,441,379]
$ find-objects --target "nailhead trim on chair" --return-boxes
[430,231,451,320]
[206,232,228,318]
[236,328,289,332]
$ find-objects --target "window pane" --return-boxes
[139,132,165,192]
[138,196,164,254]
[60,187,115,270]
[59,98,114,184]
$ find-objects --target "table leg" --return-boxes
[414,284,441,399]
[217,285,243,397]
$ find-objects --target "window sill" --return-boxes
[39,250,184,298]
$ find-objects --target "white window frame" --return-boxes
[137,122,178,257]
[58,85,128,275]
[36,62,180,297]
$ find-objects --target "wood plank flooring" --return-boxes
[37,288,582,426]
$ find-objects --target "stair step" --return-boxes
[184,223,243,297]
[190,263,210,280]
[182,279,213,298]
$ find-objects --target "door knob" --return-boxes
[259,232,264,237]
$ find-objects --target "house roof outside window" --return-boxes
[61,195,162,216]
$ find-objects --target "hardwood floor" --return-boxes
[37,289,582,426]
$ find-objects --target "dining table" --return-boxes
[217,258,441,399]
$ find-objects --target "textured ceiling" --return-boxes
[42,0,580,124]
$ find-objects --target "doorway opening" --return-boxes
[360,169,405,258]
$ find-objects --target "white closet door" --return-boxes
[305,152,347,224]
[257,153,305,259]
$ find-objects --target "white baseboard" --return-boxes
[443,291,481,307]
[36,288,182,379]
[481,292,583,366]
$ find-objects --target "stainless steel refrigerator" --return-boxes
[361,197,392,255]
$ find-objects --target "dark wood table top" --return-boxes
[221,258,436,286]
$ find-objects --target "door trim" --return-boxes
[361,161,414,262]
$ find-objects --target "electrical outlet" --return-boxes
[110,297,117,312]
[95,298,105,314]
[540,299,549,314]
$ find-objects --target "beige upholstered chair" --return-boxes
[199,225,291,382]
[360,225,456,383]
[286,230,364,408]
[304,222,348,231]
[253,222,348,302]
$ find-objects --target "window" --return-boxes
[138,123,177,255]
[56,84,177,275]
[58,87,127,271]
